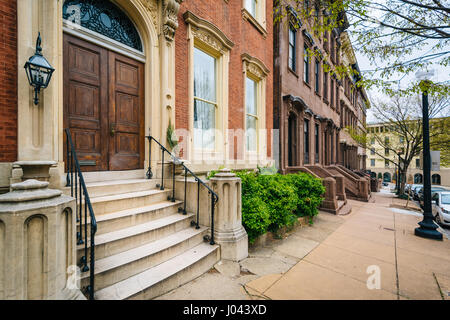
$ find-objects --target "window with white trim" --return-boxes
[242,53,269,157]
[245,77,258,152]
[193,47,216,150]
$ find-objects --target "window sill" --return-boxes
[323,98,329,105]
[314,90,321,98]
[242,8,267,38]
[288,67,299,78]
[303,80,311,89]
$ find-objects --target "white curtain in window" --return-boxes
[246,77,257,152]
[194,48,216,150]
[245,0,257,17]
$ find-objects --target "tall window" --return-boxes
[371,148,375,155]
[288,114,298,166]
[330,36,335,62]
[371,159,375,167]
[330,78,335,108]
[304,119,310,164]
[315,123,319,163]
[385,148,389,156]
[385,159,390,168]
[314,59,320,93]
[245,0,257,17]
[416,158,420,168]
[194,48,216,150]
[303,45,310,84]
[288,26,296,71]
[245,77,258,152]
[323,69,328,100]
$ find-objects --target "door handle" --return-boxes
[110,123,116,137]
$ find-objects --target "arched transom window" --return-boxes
[63,0,143,51]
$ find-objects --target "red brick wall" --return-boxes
[0,0,17,162]
[175,0,273,160]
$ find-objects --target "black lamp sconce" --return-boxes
[24,32,55,105]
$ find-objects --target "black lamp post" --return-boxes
[24,32,55,105]
[414,69,442,240]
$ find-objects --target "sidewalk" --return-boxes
[156,190,450,300]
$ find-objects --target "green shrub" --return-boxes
[209,168,325,243]
[257,174,298,232]
[286,173,325,220]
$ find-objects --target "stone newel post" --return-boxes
[0,180,84,300]
[210,169,248,262]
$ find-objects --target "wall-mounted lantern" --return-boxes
[24,32,55,105]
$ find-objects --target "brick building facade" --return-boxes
[0,0,17,163]
[174,0,273,171]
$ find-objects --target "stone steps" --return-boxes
[89,189,173,216]
[77,213,195,260]
[94,243,220,300]
[73,177,220,300]
[84,179,159,198]
[84,200,184,235]
[81,226,208,291]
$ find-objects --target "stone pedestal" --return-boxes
[321,177,338,213]
[333,175,347,202]
[210,169,248,262]
[13,161,57,182]
[0,179,85,300]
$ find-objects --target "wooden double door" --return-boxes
[63,34,145,172]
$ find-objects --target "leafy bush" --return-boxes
[285,173,325,220]
[233,170,325,243]
[256,174,298,232]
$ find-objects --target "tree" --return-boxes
[348,92,449,195]
[274,0,450,95]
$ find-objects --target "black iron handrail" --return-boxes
[65,128,97,300]
[146,135,218,245]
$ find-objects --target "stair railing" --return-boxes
[65,128,97,300]
[146,135,218,245]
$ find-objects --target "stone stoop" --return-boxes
[73,179,220,300]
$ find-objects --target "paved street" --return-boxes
[157,190,450,300]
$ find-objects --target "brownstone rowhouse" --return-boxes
[175,0,273,168]
[0,0,17,163]
[273,3,371,208]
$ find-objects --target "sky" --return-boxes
[346,3,450,123]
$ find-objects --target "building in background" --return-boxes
[273,2,372,207]
[338,32,369,171]
[366,119,450,187]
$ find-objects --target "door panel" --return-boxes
[64,34,108,171]
[108,52,145,171]
[64,34,145,172]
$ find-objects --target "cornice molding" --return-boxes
[183,10,234,52]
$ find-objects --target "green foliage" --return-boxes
[166,119,178,151]
[274,0,450,96]
[231,170,325,244]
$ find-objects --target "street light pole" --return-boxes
[414,76,442,240]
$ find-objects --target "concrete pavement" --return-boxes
[156,190,450,300]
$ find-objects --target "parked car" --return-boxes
[412,185,423,200]
[409,184,421,196]
[405,184,412,194]
[419,186,448,208]
[432,191,450,227]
